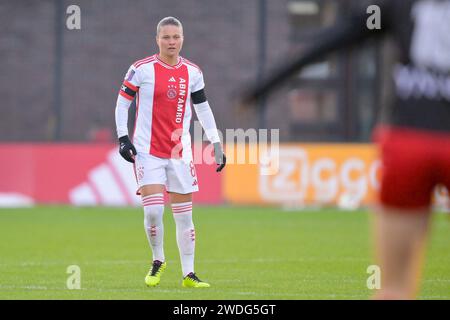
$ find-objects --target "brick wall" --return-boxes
[0,0,290,141]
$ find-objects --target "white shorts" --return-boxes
[134,153,199,194]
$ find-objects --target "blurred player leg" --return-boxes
[373,127,440,299]
[373,207,431,299]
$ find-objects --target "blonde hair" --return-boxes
[156,16,183,36]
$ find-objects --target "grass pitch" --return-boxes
[0,206,448,300]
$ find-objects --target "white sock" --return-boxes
[142,194,165,262]
[172,201,195,277]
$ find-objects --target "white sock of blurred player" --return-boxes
[172,202,195,276]
[143,193,165,262]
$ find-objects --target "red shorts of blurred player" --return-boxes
[374,126,450,210]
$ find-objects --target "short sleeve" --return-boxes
[119,65,141,101]
[191,68,205,93]
[123,64,141,88]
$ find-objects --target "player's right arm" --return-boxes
[241,0,392,104]
[115,65,140,163]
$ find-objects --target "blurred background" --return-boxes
[0,0,448,210]
[1,2,449,301]
[1,0,385,143]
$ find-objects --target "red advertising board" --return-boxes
[0,144,223,206]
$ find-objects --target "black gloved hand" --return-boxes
[119,135,137,163]
[213,142,226,172]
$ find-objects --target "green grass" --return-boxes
[0,206,448,299]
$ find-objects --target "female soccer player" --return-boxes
[241,0,450,299]
[115,16,226,288]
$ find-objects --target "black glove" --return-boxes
[213,142,226,172]
[119,135,137,163]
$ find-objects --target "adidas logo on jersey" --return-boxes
[192,179,198,186]
[169,77,176,82]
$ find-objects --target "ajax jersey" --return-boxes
[119,54,204,160]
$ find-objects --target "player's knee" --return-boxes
[143,204,164,225]
[142,193,164,225]
[174,213,194,228]
[143,203,164,224]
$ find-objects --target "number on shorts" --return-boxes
[189,161,197,178]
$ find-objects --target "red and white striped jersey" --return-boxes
[119,54,205,160]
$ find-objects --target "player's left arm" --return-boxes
[191,71,226,172]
